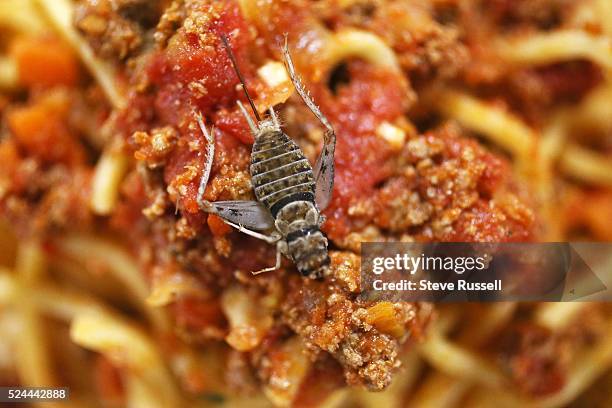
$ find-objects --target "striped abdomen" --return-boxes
[250,130,315,217]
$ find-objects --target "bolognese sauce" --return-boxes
[0,0,611,407]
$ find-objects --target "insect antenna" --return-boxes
[219,34,262,121]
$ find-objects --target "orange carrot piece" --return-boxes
[7,93,84,165]
[10,36,79,87]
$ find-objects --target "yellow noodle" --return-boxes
[90,149,129,215]
[0,57,18,89]
[13,241,60,407]
[437,90,537,159]
[497,30,612,71]
[56,234,169,331]
[466,319,612,408]
[221,285,273,351]
[146,269,206,307]
[534,302,590,331]
[262,337,310,407]
[327,29,400,72]
[560,144,612,187]
[35,0,127,109]
[70,311,181,407]
[595,0,612,36]
[410,373,471,408]
[0,0,46,35]
[418,331,506,389]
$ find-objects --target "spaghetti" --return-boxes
[0,1,611,407]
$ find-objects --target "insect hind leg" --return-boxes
[281,37,337,210]
[222,219,281,244]
[196,112,215,212]
[281,37,333,132]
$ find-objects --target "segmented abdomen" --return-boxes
[250,130,315,217]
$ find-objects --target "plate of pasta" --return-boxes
[0,0,611,407]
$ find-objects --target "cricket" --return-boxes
[196,34,336,279]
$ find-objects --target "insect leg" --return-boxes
[196,113,215,212]
[281,37,336,210]
[269,106,280,129]
[237,100,258,134]
[222,219,281,244]
[252,241,284,275]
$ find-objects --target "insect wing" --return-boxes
[313,131,335,210]
[211,200,275,231]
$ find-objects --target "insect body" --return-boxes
[196,35,336,279]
